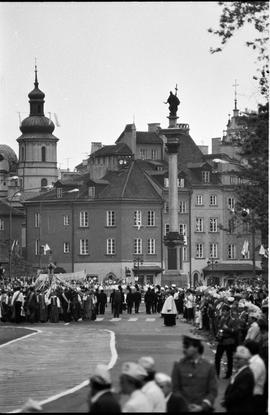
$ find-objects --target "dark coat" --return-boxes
[167,392,188,413]
[223,366,254,413]
[89,390,121,413]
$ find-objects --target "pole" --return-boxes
[71,201,75,272]
[9,204,12,279]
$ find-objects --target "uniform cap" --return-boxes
[121,362,147,380]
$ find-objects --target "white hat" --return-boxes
[155,372,171,386]
[228,296,235,302]
[121,362,147,380]
[138,356,155,373]
[171,284,176,288]
[91,364,111,385]
[235,345,252,360]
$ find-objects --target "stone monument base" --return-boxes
[162,272,189,288]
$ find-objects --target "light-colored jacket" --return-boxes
[142,380,166,412]
[161,295,177,315]
[122,389,152,413]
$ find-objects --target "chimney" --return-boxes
[91,142,102,154]
[148,123,161,132]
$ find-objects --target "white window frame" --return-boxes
[0,218,4,230]
[196,195,203,205]
[80,239,89,255]
[177,178,185,188]
[202,171,210,183]
[64,242,70,253]
[209,194,217,206]
[147,210,155,226]
[134,210,142,228]
[106,210,115,227]
[210,243,218,258]
[34,212,40,228]
[195,243,204,258]
[179,223,187,235]
[63,215,70,226]
[139,148,147,160]
[148,238,155,254]
[183,246,188,261]
[107,238,116,255]
[209,218,218,232]
[195,217,204,232]
[179,201,187,213]
[35,239,40,255]
[134,238,142,254]
[88,187,95,198]
[80,211,88,227]
[228,244,236,259]
[151,149,158,160]
[228,197,235,210]
[57,188,63,198]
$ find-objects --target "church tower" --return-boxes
[17,66,59,192]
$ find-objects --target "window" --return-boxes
[139,148,147,159]
[80,239,89,255]
[228,218,236,234]
[177,178,185,188]
[209,218,218,232]
[41,178,47,188]
[148,238,155,254]
[179,201,187,213]
[164,223,170,235]
[183,246,188,261]
[228,197,235,210]
[34,212,40,228]
[57,188,63,198]
[209,195,217,206]
[35,239,40,255]
[63,215,70,226]
[202,171,210,183]
[210,243,218,258]
[88,187,95,198]
[134,238,142,254]
[151,149,158,160]
[64,242,70,253]
[107,238,116,255]
[195,217,204,232]
[164,202,169,213]
[80,211,88,227]
[106,211,115,227]
[134,210,142,228]
[228,244,236,259]
[195,243,204,258]
[179,224,187,236]
[243,221,251,233]
[21,146,25,161]
[164,178,169,188]
[41,146,46,162]
[230,175,237,184]
[0,218,4,230]
[147,210,155,226]
[196,195,203,205]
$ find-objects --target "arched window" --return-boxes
[21,146,25,161]
[41,146,46,162]
[41,178,47,187]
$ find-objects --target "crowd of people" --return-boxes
[1,275,268,412]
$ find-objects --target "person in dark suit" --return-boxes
[133,287,142,313]
[155,372,188,413]
[171,334,218,412]
[222,345,255,413]
[88,364,121,413]
[98,289,107,315]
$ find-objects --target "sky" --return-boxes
[0,1,264,171]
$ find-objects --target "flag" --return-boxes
[42,244,51,254]
[54,113,60,127]
[241,240,249,258]
[11,240,16,252]
[183,233,187,245]
[259,245,268,258]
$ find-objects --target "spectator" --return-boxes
[244,340,267,413]
[119,361,151,412]
[245,311,262,343]
[161,291,177,326]
[171,334,218,412]
[113,288,122,318]
[137,356,166,412]
[133,287,142,314]
[222,345,254,413]
[88,364,121,413]
[98,289,107,315]
[155,372,188,413]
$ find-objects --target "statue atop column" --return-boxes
[164,85,180,117]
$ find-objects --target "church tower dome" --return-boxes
[16,65,59,191]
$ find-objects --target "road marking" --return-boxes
[128,318,138,321]
[110,318,121,321]
[64,323,70,326]
[146,318,156,322]
[0,327,42,349]
[95,318,104,321]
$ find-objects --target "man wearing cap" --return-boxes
[222,345,255,413]
[137,356,166,412]
[171,334,218,412]
[119,361,152,412]
[155,372,188,413]
[88,364,121,413]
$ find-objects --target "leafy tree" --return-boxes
[208,1,269,97]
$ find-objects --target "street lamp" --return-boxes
[207,257,218,286]
[133,254,144,283]
[9,190,22,279]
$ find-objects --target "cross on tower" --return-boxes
[175,84,178,96]
[233,79,239,109]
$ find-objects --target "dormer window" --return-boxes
[88,187,95,198]
[177,178,185,188]
[202,171,210,183]
[57,188,63,198]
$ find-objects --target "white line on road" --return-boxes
[0,328,42,349]
[146,318,156,322]
[128,318,138,321]
[110,318,121,321]
[95,318,104,321]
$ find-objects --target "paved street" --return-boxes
[0,309,228,413]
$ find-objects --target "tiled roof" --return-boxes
[136,132,163,144]
[92,143,132,157]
